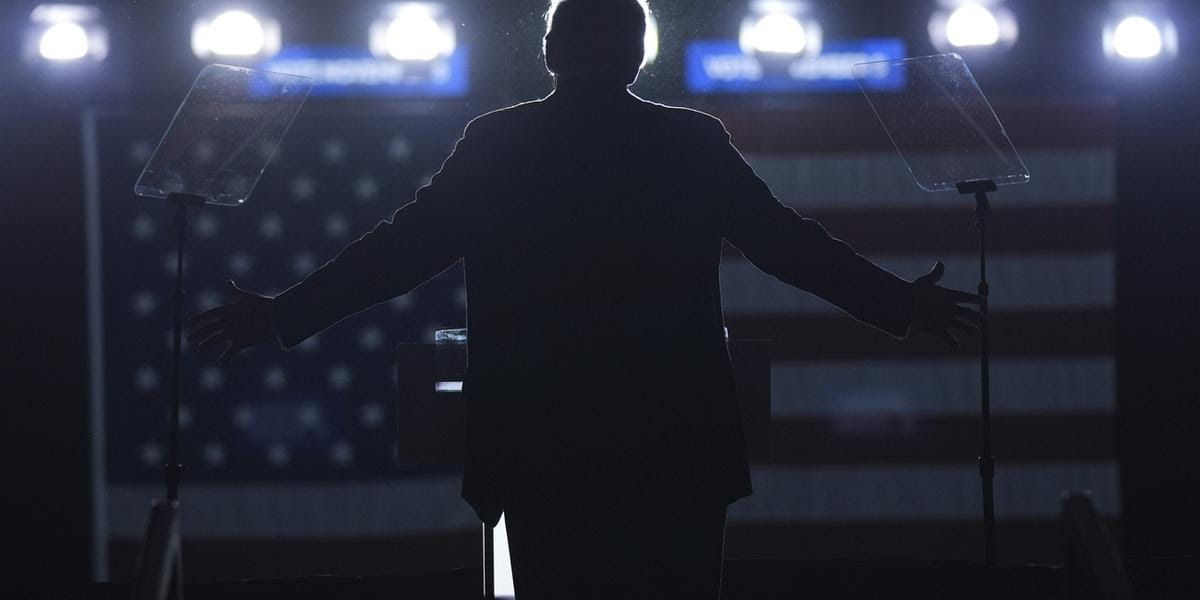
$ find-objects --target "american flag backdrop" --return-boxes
[85,97,1117,578]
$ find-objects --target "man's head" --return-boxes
[543,0,649,86]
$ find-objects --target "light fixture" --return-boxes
[642,12,659,68]
[25,4,108,63]
[370,3,457,62]
[1104,13,1177,60]
[929,1,1019,51]
[40,21,90,60]
[739,0,822,57]
[947,5,999,47]
[192,10,281,59]
[1113,16,1162,57]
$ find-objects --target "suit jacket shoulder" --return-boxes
[462,99,545,137]
[639,100,729,141]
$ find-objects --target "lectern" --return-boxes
[396,329,771,599]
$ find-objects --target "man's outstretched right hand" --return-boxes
[910,262,983,347]
[186,280,276,364]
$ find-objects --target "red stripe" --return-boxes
[712,101,1115,154]
[722,205,1112,257]
[108,533,481,581]
[765,413,1115,466]
[724,309,1113,359]
[723,519,1110,566]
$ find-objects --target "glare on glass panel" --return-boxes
[946,5,1000,47]
[742,12,807,54]
[39,21,89,60]
[384,4,455,61]
[1113,16,1163,59]
[642,13,659,68]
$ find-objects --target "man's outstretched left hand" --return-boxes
[910,261,983,347]
[186,280,276,364]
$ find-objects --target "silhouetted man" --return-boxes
[187,0,981,597]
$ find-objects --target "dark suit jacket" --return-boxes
[272,87,915,526]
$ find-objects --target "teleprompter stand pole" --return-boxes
[957,179,997,568]
[132,192,206,600]
[165,192,205,502]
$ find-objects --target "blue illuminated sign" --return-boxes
[685,38,907,94]
[257,46,469,97]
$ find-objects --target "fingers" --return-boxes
[187,321,224,344]
[932,328,960,348]
[915,261,945,286]
[181,280,256,365]
[218,342,245,365]
[196,331,231,351]
[947,318,978,336]
[187,305,232,328]
[189,280,261,331]
[915,261,983,305]
[186,324,222,343]
[193,330,250,364]
[955,305,983,323]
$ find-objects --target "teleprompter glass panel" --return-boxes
[852,53,1029,192]
[134,64,313,206]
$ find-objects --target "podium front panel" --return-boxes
[395,340,771,465]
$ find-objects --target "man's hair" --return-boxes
[543,0,649,84]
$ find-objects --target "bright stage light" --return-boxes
[370,3,457,62]
[1105,15,1177,60]
[209,11,265,56]
[642,13,659,68]
[192,10,281,59]
[929,1,1018,51]
[39,21,89,60]
[25,4,108,63]
[739,1,822,57]
[946,5,999,47]
[1114,17,1162,58]
[384,6,449,61]
[744,13,806,54]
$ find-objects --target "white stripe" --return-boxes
[108,461,1117,537]
[82,109,109,581]
[745,149,1114,209]
[722,253,1114,315]
[770,358,1115,416]
[732,462,1119,522]
[107,478,479,538]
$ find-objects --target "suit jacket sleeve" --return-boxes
[270,119,488,350]
[709,118,915,339]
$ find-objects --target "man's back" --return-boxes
[451,91,754,520]
[460,92,731,364]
